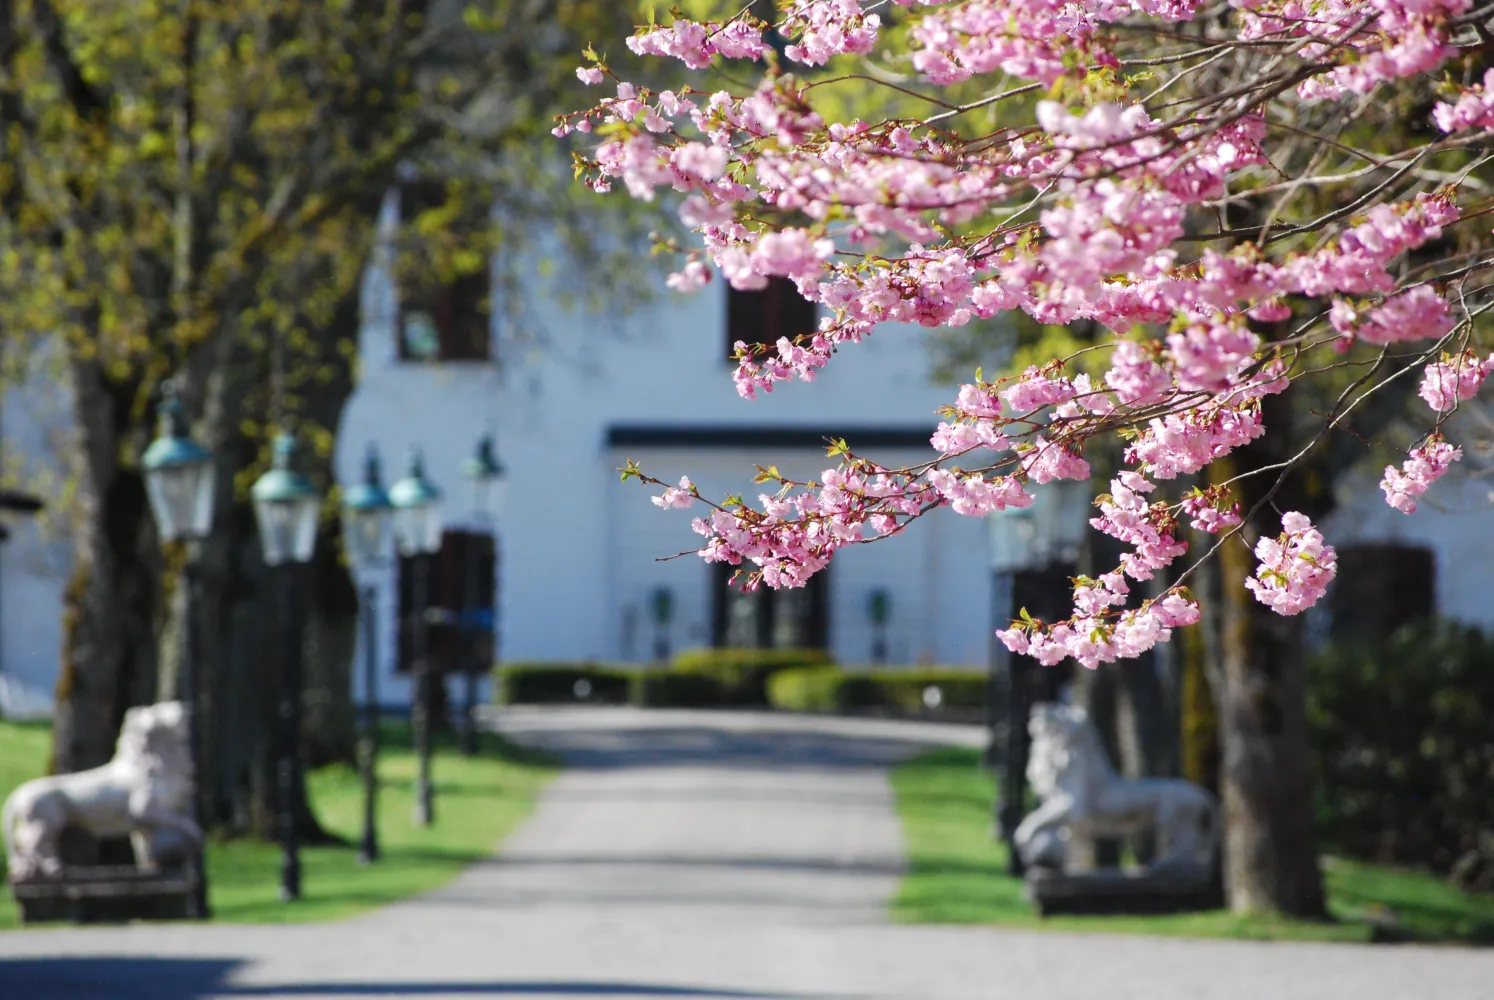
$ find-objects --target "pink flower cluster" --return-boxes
[1381,437,1463,514]
[780,0,882,66]
[1329,285,1457,346]
[997,591,1202,670]
[926,470,1034,516]
[572,0,1487,670]
[1181,487,1243,533]
[652,477,697,509]
[1167,318,1261,392]
[1089,473,1189,581]
[1240,0,1467,100]
[1002,365,1078,413]
[626,19,769,69]
[689,462,937,588]
[1418,351,1493,412]
[1244,512,1337,616]
[1020,437,1092,484]
[1434,70,1494,133]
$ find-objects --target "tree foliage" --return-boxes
[0,0,652,834]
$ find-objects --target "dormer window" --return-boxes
[726,277,817,360]
[396,180,492,363]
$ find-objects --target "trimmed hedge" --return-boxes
[635,671,728,708]
[495,662,729,709]
[496,656,990,720]
[496,663,635,705]
[768,665,991,718]
[672,647,832,705]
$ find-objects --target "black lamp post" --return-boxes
[251,431,322,902]
[390,447,443,826]
[342,445,394,862]
[459,436,505,757]
[141,381,216,920]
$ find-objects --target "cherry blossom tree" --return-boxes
[561,0,1493,915]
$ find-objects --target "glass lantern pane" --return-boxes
[146,465,204,542]
[486,478,509,520]
[291,496,321,564]
[344,509,389,570]
[392,506,418,557]
[418,502,444,555]
[987,510,1040,573]
[255,499,296,566]
[189,459,217,538]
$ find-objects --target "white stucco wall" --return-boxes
[0,341,74,714]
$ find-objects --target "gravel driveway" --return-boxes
[1,707,1489,999]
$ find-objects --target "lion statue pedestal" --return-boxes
[1014,703,1220,916]
[3,701,201,923]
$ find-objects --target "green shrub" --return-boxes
[496,663,635,705]
[1309,619,1494,882]
[849,669,991,713]
[766,664,843,712]
[635,671,728,708]
[671,646,832,705]
[768,665,991,717]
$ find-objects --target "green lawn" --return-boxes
[0,719,557,928]
[891,746,1494,944]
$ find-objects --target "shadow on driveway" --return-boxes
[0,957,856,999]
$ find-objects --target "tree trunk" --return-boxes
[52,357,160,775]
[1181,558,1222,797]
[1211,402,1327,917]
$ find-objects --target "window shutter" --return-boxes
[395,179,492,363]
[726,277,817,358]
[712,561,830,651]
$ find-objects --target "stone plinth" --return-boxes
[1025,866,1220,918]
[9,865,195,924]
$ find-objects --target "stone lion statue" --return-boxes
[1014,703,1217,876]
[3,701,201,879]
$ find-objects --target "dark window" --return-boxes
[396,181,491,363]
[397,529,498,676]
[726,276,817,359]
[711,562,828,649]
[1329,544,1435,641]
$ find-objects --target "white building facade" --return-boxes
[337,204,996,706]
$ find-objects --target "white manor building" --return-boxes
[336,194,997,708]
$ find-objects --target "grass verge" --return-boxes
[891,746,1494,944]
[1,719,557,928]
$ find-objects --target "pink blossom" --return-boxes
[1166,318,1261,392]
[666,260,713,293]
[1244,512,1337,616]
[1181,489,1242,533]
[1105,339,1170,407]
[1417,352,1491,412]
[1020,437,1092,484]
[652,477,696,509]
[1381,438,1462,513]
[1002,366,1078,413]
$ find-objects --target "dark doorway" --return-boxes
[1329,543,1435,641]
[711,563,829,650]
